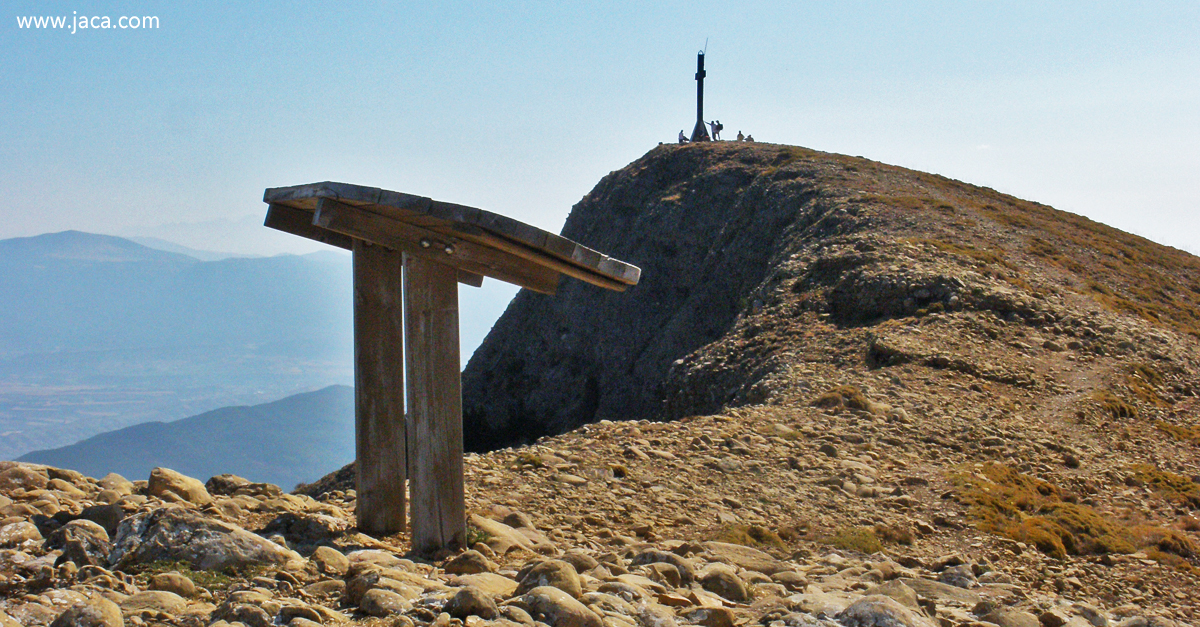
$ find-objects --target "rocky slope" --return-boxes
[3,142,1200,626]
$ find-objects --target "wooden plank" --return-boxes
[265,203,481,288]
[598,256,643,284]
[265,181,387,207]
[265,204,352,250]
[265,181,642,286]
[352,240,407,535]
[314,198,560,295]
[465,230,631,292]
[404,253,466,554]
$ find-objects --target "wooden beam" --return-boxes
[404,253,466,554]
[265,203,352,250]
[456,270,484,288]
[314,198,560,295]
[266,203,481,288]
[461,229,631,292]
[265,182,642,287]
[352,240,407,535]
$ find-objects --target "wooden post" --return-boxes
[404,253,466,554]
[352,240,407,535]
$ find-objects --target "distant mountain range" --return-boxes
[0,230,354,460]
[19,385,354,489]
[125,236,257,261]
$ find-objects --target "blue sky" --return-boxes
[5,1,1199,360]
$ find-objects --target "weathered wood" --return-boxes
[265,204,353,250]
[265,203,482,288]
[456,270,485,288]
[314,198,560,295]
[353,240,407,535]
[263,182,641,288]
[263,180,643,554]
[464,229,631,292]
[404,254,466,554]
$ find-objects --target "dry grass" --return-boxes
[822,526,883,554]
[951,462,1198,563]
[872,523,914,546]
[1093,390,1137,419]
[1130,464,1200,508]
[709,524,787,549]
[974,199,1200,338]
[1125,364,1170,407]
[1156,421,1200,445]
[128,560,265,592]
[811,385,884,414]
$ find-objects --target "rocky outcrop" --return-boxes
[107,508,299,571]
[465,141,1200,447]
[462,144,822,450]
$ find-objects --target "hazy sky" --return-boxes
[5,1,1199,359]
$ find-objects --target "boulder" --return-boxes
[986,610,1042,627]
[205,474,252,496]
[685,607,737,627]
[630,549,695,584]
[445,549,497,574]
[700,567,751,603]
[470,513,556,554]
[360,588,411,617]
[147,467,212,506]
[516,559,583,598]
[48,598,124,627]
[0,520,42,547]
[560,550,601,573]
[702,541,790,575]
[837,595,935,627]
[108,507,299,571]
[50,519,111,567]
[119,590,189,615]
[865,580,920,609]
[445,586,500,619]
[259,511,350,547]
[510,586,604,627]
[150,571,197,597]
[309,545,350,576]
[449,572,520,598]
[0,465,48,493]
[98,473,134,496]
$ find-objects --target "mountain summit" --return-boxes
[462,141,1200,449]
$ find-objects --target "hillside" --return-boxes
[0,231,354,459]
[1,143,1199,626]
[17,385,354,489]
[462,142,1200,450]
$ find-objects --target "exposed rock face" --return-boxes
[463,144,810,450]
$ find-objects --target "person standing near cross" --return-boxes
[709,120,722,141]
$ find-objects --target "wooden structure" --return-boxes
[262,182,640,553]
